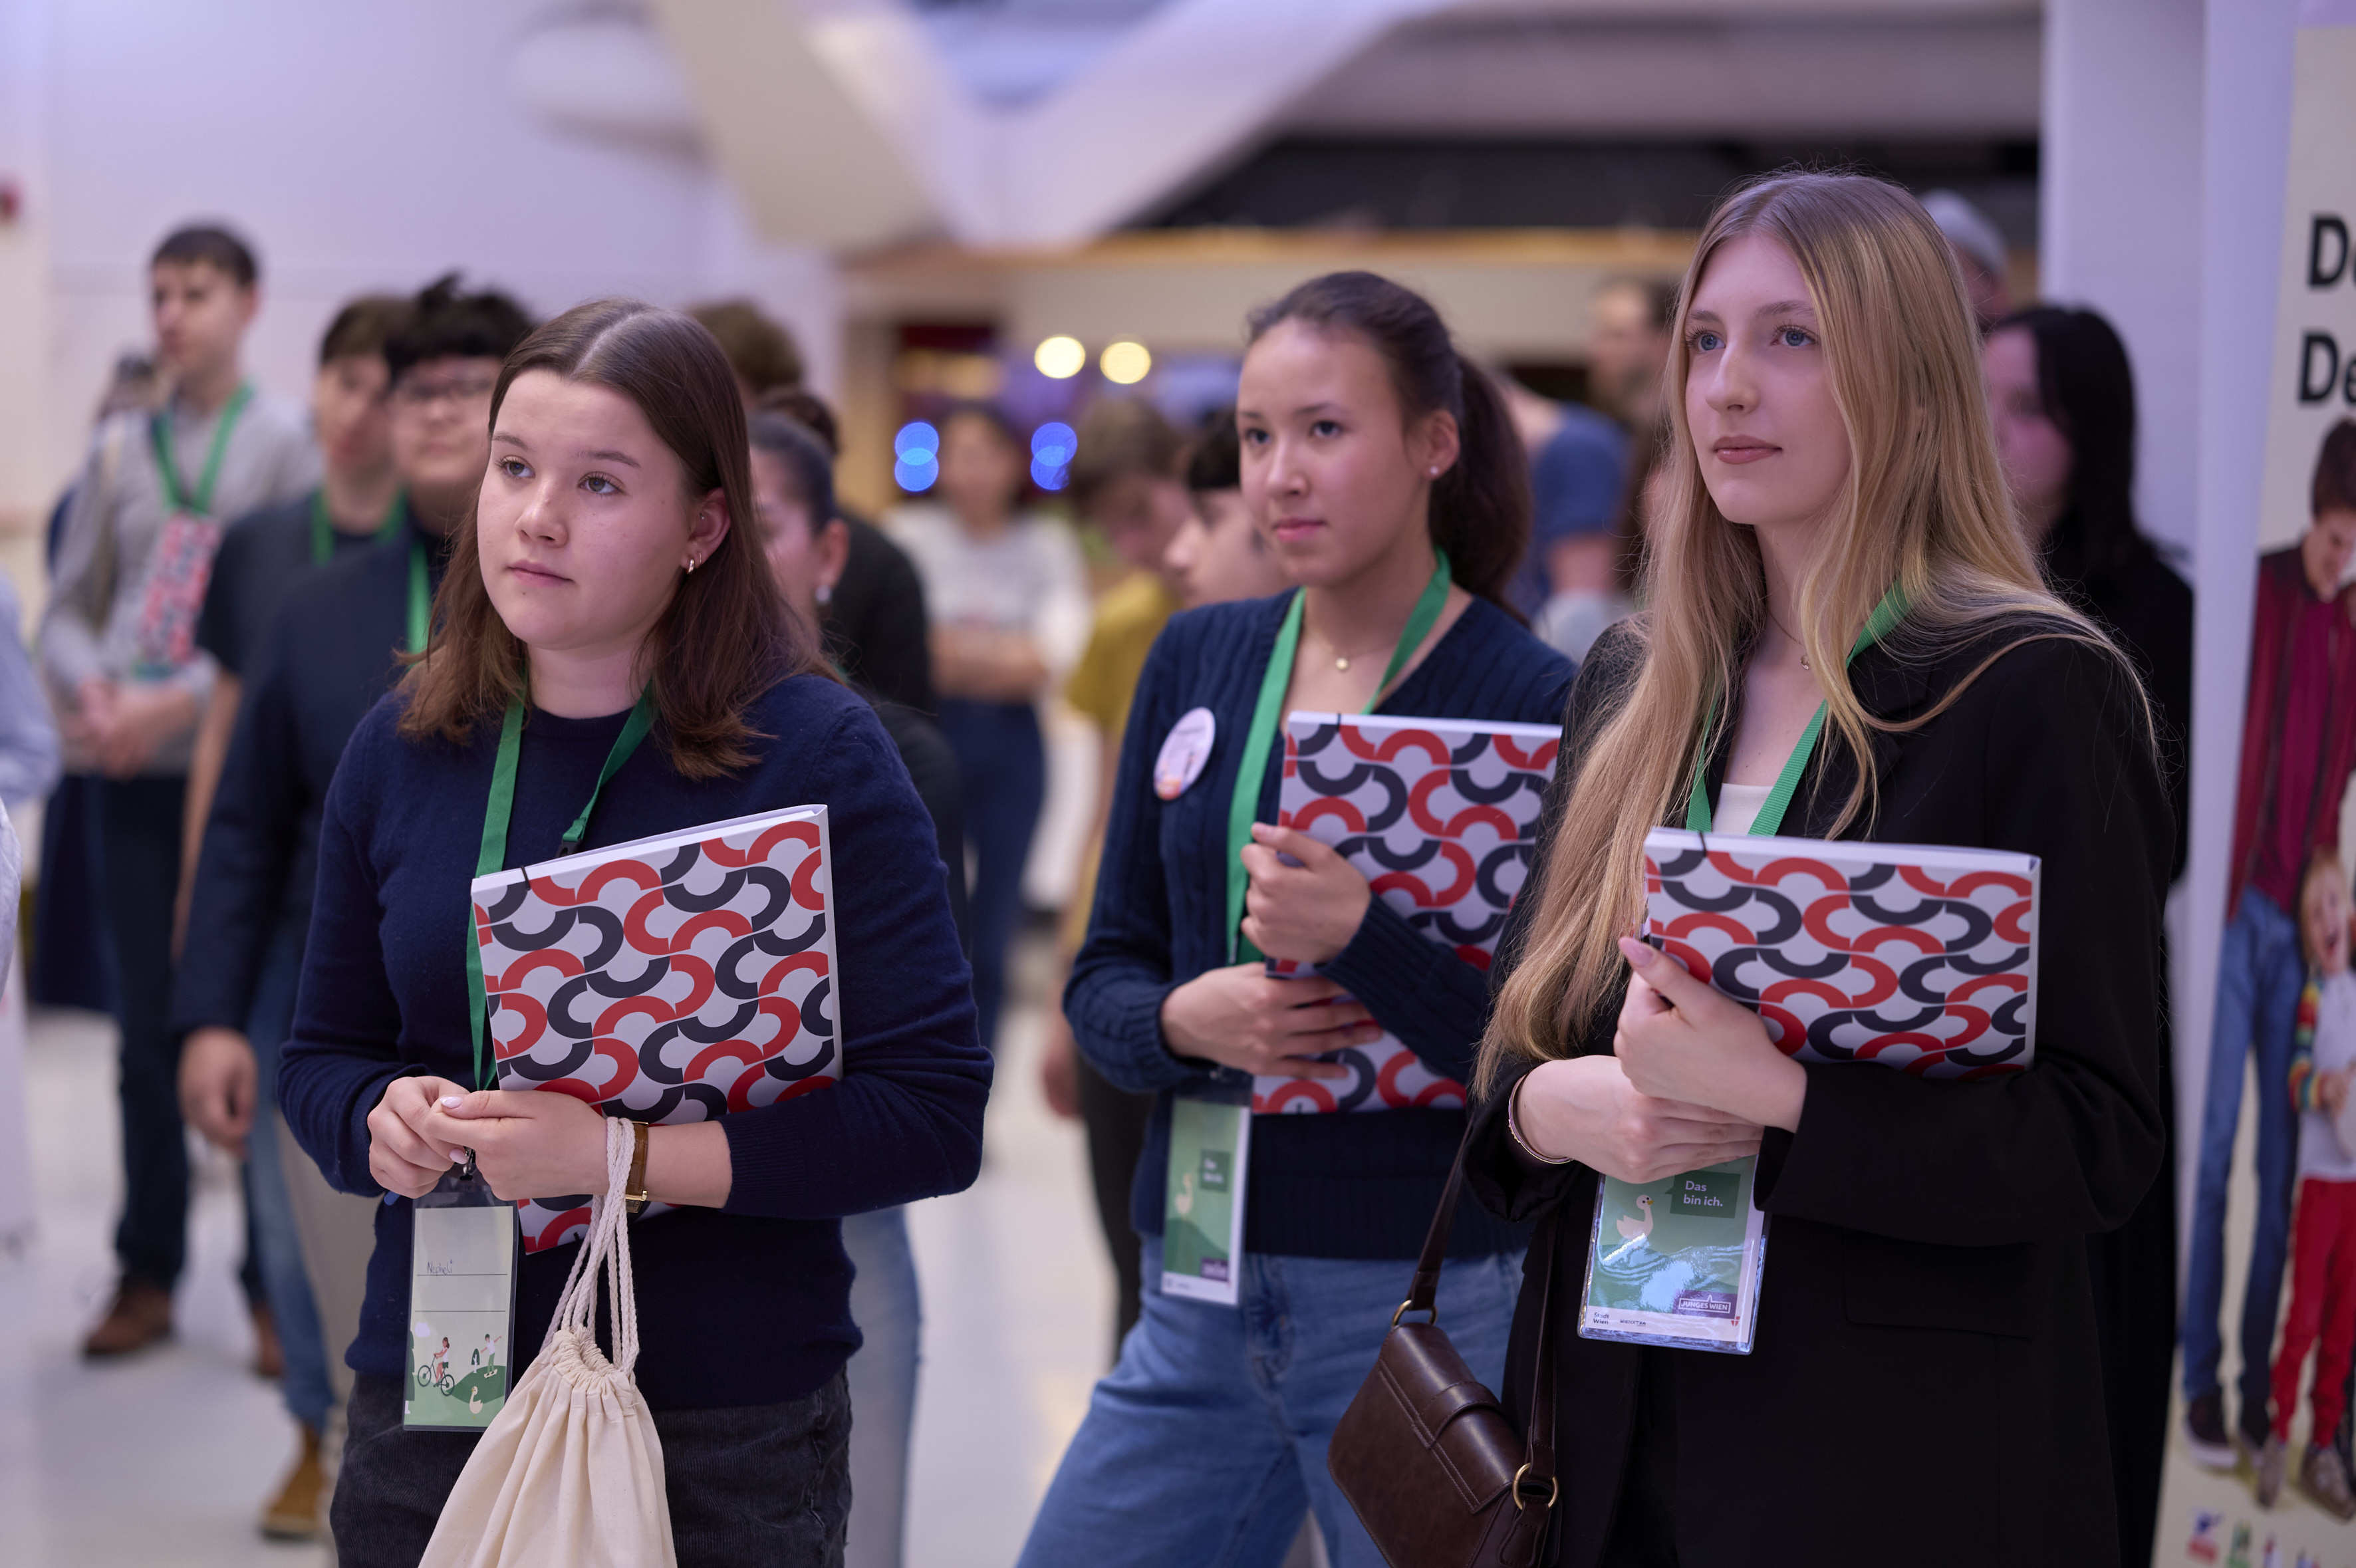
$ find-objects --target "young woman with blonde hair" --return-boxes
[1466,172,2170,1566]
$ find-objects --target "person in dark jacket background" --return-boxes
[171,278,533,1539]
[749,402,966,1568]
[1984,303,2193,1565]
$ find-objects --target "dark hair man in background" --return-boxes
[172,275,533,1540]
[45,223,319,1361]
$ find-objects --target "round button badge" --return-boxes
[1154,707,1218,801]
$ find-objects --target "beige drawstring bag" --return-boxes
[421,1117,676,1567]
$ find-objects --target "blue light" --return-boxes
[895,456,938,493]
[1030,422,1077,467]
[894,421,940,460]
[1031,456,1069,491]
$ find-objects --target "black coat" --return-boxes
[1467,615,2172,1568]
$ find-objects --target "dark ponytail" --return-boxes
[1247,272,1531,615]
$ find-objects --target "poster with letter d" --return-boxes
[2162,5,2356,1561]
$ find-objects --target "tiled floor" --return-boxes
[0,931,1119,1566]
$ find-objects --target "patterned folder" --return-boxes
[1642,829,2041,1079]
[1255,712,1561,1114]
[471,805,841,1251]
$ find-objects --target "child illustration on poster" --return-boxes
[2184,422,2356,1478]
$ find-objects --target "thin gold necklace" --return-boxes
[1766,610,1809,672]
[1304,618,1396,673]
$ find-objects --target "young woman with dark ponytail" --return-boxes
[1019,273,1573,1567]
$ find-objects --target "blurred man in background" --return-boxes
[45,223,318,1361]
[174,277,532,1540]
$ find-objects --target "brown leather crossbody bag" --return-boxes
[1329,1133,1560,1568]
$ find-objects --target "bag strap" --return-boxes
[1518,1210,1561,1508]
[1402,1108,1563,1510]
[1396,1116,1477,1325]
[541,1116,644,1373]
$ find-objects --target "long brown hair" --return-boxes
[1246,272,1531,613]
[1478,172,2135,1091]
[398,298,823,779]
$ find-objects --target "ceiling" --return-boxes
[518,0,2043,250]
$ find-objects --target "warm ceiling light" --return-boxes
[1100,340,1152,385]
[1034,335,1086,379]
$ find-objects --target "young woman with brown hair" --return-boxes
[1467,172,2170,1567]
[278,299,987,1567]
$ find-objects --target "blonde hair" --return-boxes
[1478,172,2132,1092]
[2301,851,2350,974]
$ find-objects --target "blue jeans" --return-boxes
[1017,1243,1523,1568]
[247,928,334,1432]
[2184,886,2305,1417]
[843,1206,921,1568]
[935,698,1043,1057]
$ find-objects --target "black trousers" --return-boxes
[100,775,191,1291]
[1076,1054,1152,1351]
[335,1371,852,1567]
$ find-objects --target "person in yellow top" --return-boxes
[1046,398,1194,1349]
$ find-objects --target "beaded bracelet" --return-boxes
[1506,1075,1573,1166]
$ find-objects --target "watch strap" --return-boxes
[624,1119,651,1216]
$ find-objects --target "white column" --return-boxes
[0,0,54,610]
[2040,0,2206,560]
[2178,0,2305,1259]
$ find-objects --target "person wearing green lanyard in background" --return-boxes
[1027,273,1571,1568]
[43,223,319,1362]
[177,294,410,962]
[171,275,533,1541]
[1468,174,2170,1567]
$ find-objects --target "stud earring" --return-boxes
[686,557,699,574]
[1428,465,1441,476]
[816,582,833,606]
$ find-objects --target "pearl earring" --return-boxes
[1429,465,1441,476]
[816,583,833,606]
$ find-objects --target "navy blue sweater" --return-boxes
[279,676,989,1410]
[1066,594,1573,1260]
[174,517,444,1037]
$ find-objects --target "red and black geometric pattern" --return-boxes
[1256,714,1563,1114]
[473,806,841,1251]
[1642,829,2040,1081]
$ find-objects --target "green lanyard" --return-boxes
[463,689,657,1091]
[1224,552,1453,964]
[1684,586,1908,838]
[309,488,408,568]
[406,538,431,655]
[151,383,254,516]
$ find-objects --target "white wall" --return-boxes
[2039,0,2206,562]
[7,0,838,517]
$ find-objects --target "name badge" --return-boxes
[404,1164,518,1431]
[1161,1090,1252,1307]
[1155,707,1218,801]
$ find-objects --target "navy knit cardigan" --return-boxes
[280,676,989,1410]
[1065,592,1574,1261]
